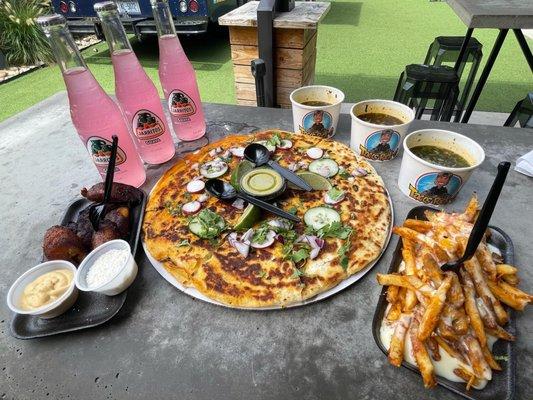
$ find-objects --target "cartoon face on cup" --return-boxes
[398,129,485,205]
[290,86,345,138]
[350,100,415,161]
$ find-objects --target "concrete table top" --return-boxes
[219,1,330,29]
[447,0,533,29]
[0,92,532,400]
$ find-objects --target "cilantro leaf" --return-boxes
[176,239,190,247]
[291,267,304,278]
[327,187,344,201]
[252,224,270,244]
[338,169,351,179]
[291,247,310,263]
[315,221,352,239]
[267,132,282,147]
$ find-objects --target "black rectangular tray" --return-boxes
[372,206,516,400]
[10,191,146,339]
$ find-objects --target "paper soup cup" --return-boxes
[290,85,344,138]
[350,100,415,161]
[398,129,485,205]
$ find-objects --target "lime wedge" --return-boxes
[287,171,332,190]
[233,204,261,231]
[230,160,254,190]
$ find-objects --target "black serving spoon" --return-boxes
[89,135,119,231]
[244,143,313,191]
[441,161,511,273]
[205,178,300,222]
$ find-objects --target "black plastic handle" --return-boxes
[103,135,119,204]
[237,191,300,222]
[267,160,313,191]
[443,161,511,271]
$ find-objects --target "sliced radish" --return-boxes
[208,149,217,157]
[232,198,246,210]
[306,147,324,159]
[268,219,291,230]
[228,232,250,257]
[251,230,276,248]
[296,235,324,260]
[278,139,293,149]
[229,147,245,158]
[297,161,309,170]
[222,150,231,159]
[216,146,223,154]
[288,162,298,172]
[186,180,205,193]
[352,167,368,177]
[182,201,201,214]
[241,228,254,243]
[200,161,228,178]
[191,163,199,170]
[198,193,210,203]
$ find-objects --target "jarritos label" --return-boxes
[168,90,196,119]
[86,136,127,172]
[359,129,400,161]
[408,171,463,205]
[133,110,165,142]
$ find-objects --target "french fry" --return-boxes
[426,336,441,361]
[392,227,449,262]
[418,274,453,341]
[421,252,443,287]
[462,195,479,222]
[485,326,515,341]
[403,219,432,233]
[437,318,460,341]
[496,263,518,277]
[460,335,492,381]
[450,307,469,335]
[377,273,416,291]
[386,301,402,321]
[410,311,437,388]
[434,335,467,363]
[461,270,487,347]
[448,272,465,308]
[453,367,480,391]
[463,254,509,325]
[475,243,498,281]
[402,240,418,311]
[388,313,411,367]
[486,280,530,310]
[481,343,502,371]
[498,280,533,301]
[386,285,399,304]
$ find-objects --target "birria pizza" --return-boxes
[143,130,391,307]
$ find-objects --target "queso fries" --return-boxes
[377,196,532,389]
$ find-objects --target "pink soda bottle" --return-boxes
[151,0,206,141]
[37,14,146,187]
[95,1,176,164]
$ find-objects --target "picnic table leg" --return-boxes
[513,29,533,72]
[460,29,508,123]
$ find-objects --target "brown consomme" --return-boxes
[358,112,404,126]
[301,100,332,107]
[410,145,471,168]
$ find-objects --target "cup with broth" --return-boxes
[398,129,485,205]
[290,85,345,138]
[350,99,415,161]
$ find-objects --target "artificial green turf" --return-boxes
[0,0,531,123]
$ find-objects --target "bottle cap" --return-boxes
[36,14,66,28]
[94,1,118,12]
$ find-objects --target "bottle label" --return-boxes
[133,110,165,143]
[86,136,127,170]
[168,90,196,119]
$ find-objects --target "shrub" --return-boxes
[0,0,53,66]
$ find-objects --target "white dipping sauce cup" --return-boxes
[75,239,137,296]
[398,129,485,205]
[290,85,344,138]
[7,260,78,319]
[350,99,415,161]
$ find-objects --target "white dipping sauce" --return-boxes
[86,249,129,288]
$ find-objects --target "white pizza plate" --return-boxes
[142,190,394,311]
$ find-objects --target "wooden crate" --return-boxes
[230,27,317,107]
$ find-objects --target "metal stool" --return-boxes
[394,64,459,122]
[424,36,483,122]
[504,93,533,129]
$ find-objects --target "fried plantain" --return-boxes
[104,206,130,237]
[91,220,122,249]
[43,225,87,264]
[81,182,142,203]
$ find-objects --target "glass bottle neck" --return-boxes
[152,1,177,37]
[96,9,132,54]
[42,24,87,73]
